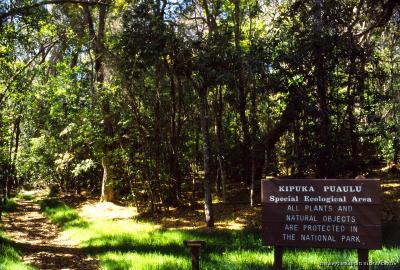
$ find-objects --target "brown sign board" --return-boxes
[261,178,382,249]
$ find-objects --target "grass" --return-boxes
[39,199,400,270]
[0,199,36,270]
[16,193,35,201]
[1,199,18,212]
[0,232,37,270]
[39,199,88,229]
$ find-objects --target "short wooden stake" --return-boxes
[273,246,283,270]
[358,249,369,270]
[183,240,206,270]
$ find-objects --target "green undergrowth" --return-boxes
[0,200,36,270]
[1,199,18,212]
[16,193,35,201]
[0,232,36,270]
[39,199,88,229]
[39,199,400,270]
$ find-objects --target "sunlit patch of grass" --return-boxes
[101,252,190,270]
[41,199,400,270]
[0,231,37,270]
[207,250,273,270]
[382,183,400,188]
[284,249,355,270]
[16,193,34,200]
[370,247,400,265]
[39,199,88,229]
[68,221,275,270]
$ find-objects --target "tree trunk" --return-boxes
[0,111,7,202]
[198,0,216,226]
[167,62,181,202]
[199,86,214,227]
[346,41,358,176]
[84,5,115,201]
[313,0,333,178]
[153,64,163,207]
[101,155,114,201]
[233,0,251,184]
[13,115,21,187]
[250,80,258,206]
[6,121,14,198]
[8,115,22,193]
[192,120,201,204]
[214,86,227,202]
[293,119,304,176]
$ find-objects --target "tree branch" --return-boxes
[0,0,109,22]
[355,0,399,37]
[0,40,58,105]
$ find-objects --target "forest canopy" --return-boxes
[0,0,399,227]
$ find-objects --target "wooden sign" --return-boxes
[261,178,382,249]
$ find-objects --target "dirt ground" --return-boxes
[2,193,98,270]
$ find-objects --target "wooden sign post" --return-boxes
[183,240,206,270]
[261,178,382,269]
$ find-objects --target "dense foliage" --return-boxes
[0,0,399,226]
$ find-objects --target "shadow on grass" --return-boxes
[81,229,269,254]
[1,199,18,212]
[0,199,36,269]
[0,231,37,270]
[0,232,15,246]
[383,223,400,248]
[82,236,187,257]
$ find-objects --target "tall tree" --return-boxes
[83,3,115,201]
